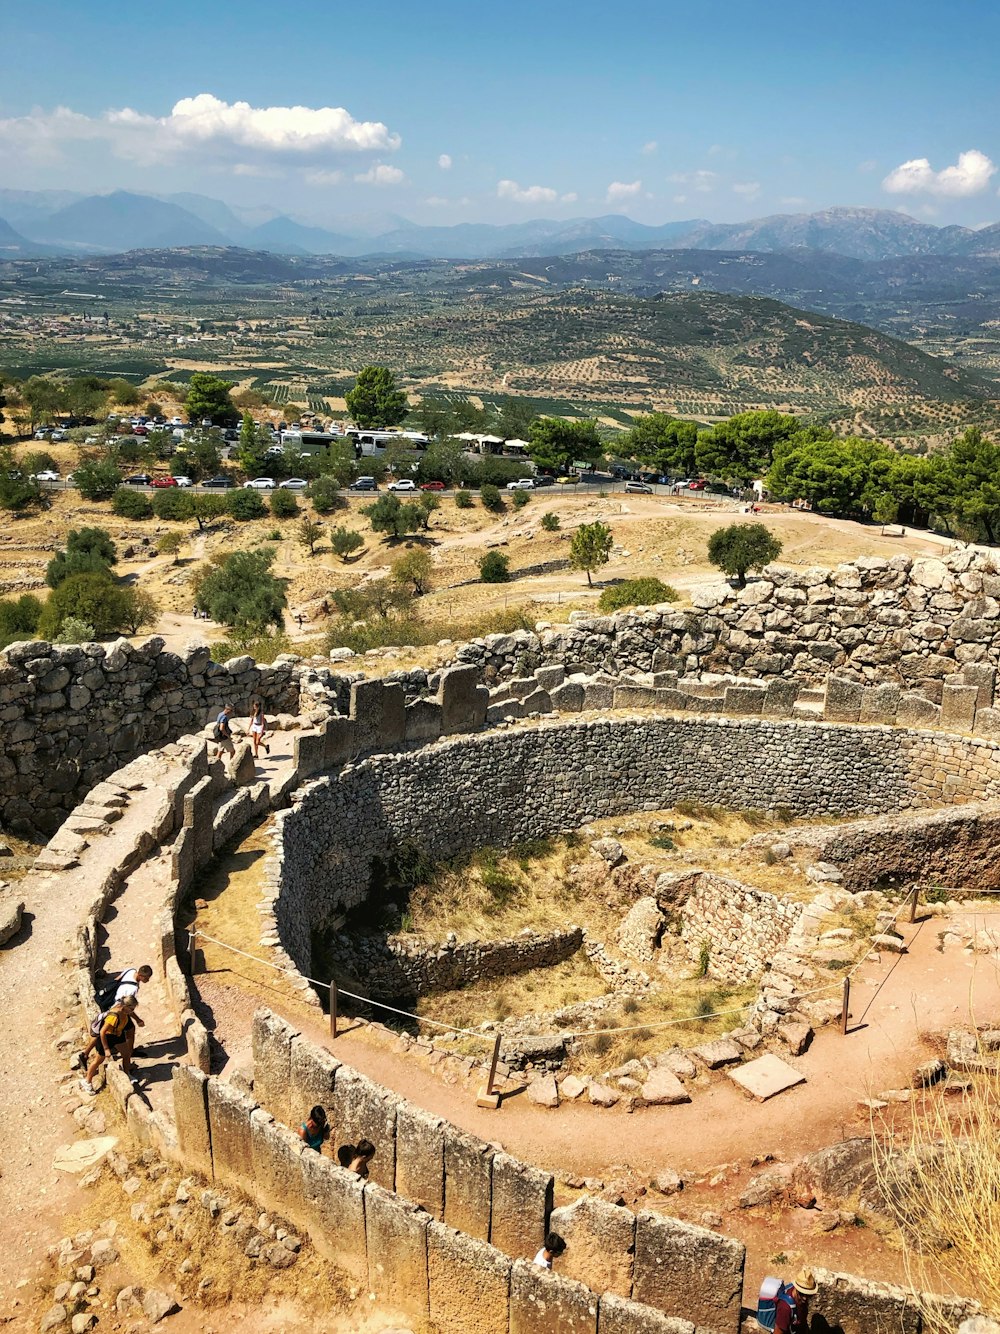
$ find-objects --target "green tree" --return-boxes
[191,493,229,531]
[270,488,299,519]
[236,413,270,476]
[479,551,511,583]
[64,376,109,421]
[696,410,801,484]
[21,450,58,477]
[174,431,222,481]
[479,483,503,512]
[308,475,342,514]
[707,522,783,587]
[46,527,116,589]
[346,366,408,429]
[314,440,358,486]
[73,457,122,501]
[194,548,287,631]
[362,493,421,541]
[454,490,473,509]
[151,488,192,521]
[599,577,678,612]
[157,531,184,563]
[226,488,268,521]
[38,572,156,640]
[298,516,323,555]
[623,413,699,477]
[569,520,614,586]
[415,493,440,530]
[331,579,413,621]
[109,377,141,407]
[0,593,43,649]
[185,372,238,427]
[528,417,603,476]
[391,548,433,596]
[329,526,365,560]
[112,488,153,519]
[494,396,537,441]
[0,449,44,513]
[22,376,64,430]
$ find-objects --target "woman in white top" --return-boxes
[248,700,270,758]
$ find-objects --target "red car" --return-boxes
[419,480,446,491]
[150,476,178,488]
[687,479,707,490]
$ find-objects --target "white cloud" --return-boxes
[882,149,995,197]
[561,192,578,204]
[780,195,807,207]
[0,93,401,167]
[233,162,281,178]
[304,168,344,186]
[673,194,688,204]
[354,162,406,186]
[606,179,642,203]
[641,140,658,156]
[732,181,761,198]
[438,153,452,170]
[497,179,558,204]
[668,169,717,193]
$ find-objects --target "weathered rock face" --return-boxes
[458,551,1000,695]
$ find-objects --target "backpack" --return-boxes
[94,969,135,1012]
[757,1278,795,1332]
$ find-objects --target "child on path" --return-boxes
[212,704,235,760]
[298,1106,330,1152]
[532,1233,566,1269]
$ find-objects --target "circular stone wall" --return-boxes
[272,715,1000,977]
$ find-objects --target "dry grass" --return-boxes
[873,1067,1000,1323]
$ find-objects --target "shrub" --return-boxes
[696,941,711,978]
[225,488,267,520]
[541,512,560,531]
[37,571,157,640]
[157,532,184,561]
[330,526,365,560]
[391,548,433,595]
[308,474,342,514]
[73,457,122,501]
[454,490,473,509]
[112,488,152,519]
[707,522,783,587]
[209,628,292,664]
[511,488,530,510]
[46,527,117,589]
[151,488,192,521]
[598,577,678,612]
[193,547,287,631]
[0,593,42,649]
[269,488,299,518]
[298,517,323,555]
[362,493,421,541]
[479,483,503,512]
[53,615,96,645]
[479,550,511,583]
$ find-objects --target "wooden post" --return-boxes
[840,977,851,1036]
[909,885,919,923]
[187,932,197,974]
[329,979,338,1039]
[477,1034,503,1110]
[486,1033,502,1096]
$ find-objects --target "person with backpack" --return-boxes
[80,995,140,1095]
[757,1269,818,1334]
[81,965,151,1064]
[212,704,235,760]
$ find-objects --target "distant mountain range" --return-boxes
[5,188,1000,263]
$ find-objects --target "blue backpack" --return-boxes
[757,1278,795,1332]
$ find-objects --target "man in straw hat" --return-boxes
[775,1269,818,1334]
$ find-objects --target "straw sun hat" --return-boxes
[794,1270,818,1296]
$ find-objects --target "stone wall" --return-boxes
[676,874,804,986]
[273,715,1000,979]
[458,550,1000,696]
[326,926,585,1002]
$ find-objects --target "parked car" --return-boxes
[50,428,67,442]
[387,478,417,492]
[30,470,61,482]
[150,476,178,488]
[533,475,555,487]
[349,477,378,492]
[244,477,276,490]
[124,474,152,487]
[202,474,234,489]
[33,428,54,440]
[687,479,706,490]
[625,480,652,494]
[419,480,446,491]
[172,475,193,487]
[279,478,309,491]
[506,478,535,490]
[555,475,577,484]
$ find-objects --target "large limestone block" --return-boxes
[549,1196,635,1299]
[404,697,443,742]
[443,1129,493,1242]
[289,1035,340,1115]
[812,1267,920,1334]
[323,714,356,766]
[824,678,864,724]
[940,684,979,733]
[206,1078,258,1197]
[299,1153,367,1283]
[632,1211,745,1333]
[171,1065,212,1179]
[350,678,406,752]
[439,664,485,734]
[364,1181,430,1323]
[427,1221,510,1334]
[330,1066,397,1190]
[251,1009,298,1125]
[509,1259,598,1334]
[490,1151,553,1259]
[724,685,766,716]
[599,1292,696,1334]
[859,684,900,725]
[395,1103,446,1219]
[250,1109,309,1230]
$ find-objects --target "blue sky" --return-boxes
[3,0,1000,228]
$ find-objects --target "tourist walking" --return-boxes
[83,965,152,1062]
[757,1268,818,1334]
[212,704,236,759]
[340,1139,376,1177]
[532,1233,566,1269]
[80,995,140,1094]
[299,1106,330,1152]
[248,699,270,758]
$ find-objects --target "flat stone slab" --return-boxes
[641,1068,691,1106]
[728,1054,806,1102]
[692,1038,743,1069]
[53,1136,119,1173]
